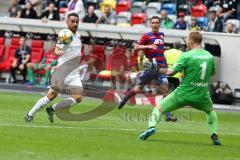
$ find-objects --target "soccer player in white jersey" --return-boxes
[25,13,85,123]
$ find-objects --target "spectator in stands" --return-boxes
[8,0,22,18]
[83,5,98,23]
[174,12,187,30]
[10,36,31,83]
[219,0,238,21]
[68,0,85,21]
[188,17,201,30]
[96,5,116,25]
[41,2,60,23]
[28,0,43,17]
[225,22,235,33]
[159,10,174,29]
[20,1,38,19]
[25,41,57,86]
[207,9,224,32]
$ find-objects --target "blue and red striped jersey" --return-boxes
[137,32,167,67]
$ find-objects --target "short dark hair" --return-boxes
[88,4,95,9]
[20,36,26,40]
[150,16,160,22]
[67,13,79,19]
[48,2,55,6]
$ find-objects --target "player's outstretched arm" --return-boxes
[134,44,157,50]
[159,68,177,76]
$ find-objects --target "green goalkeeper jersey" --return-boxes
[173,49,215,102]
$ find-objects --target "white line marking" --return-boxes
[0,123,239,136]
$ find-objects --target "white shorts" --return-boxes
[64,69,82,87]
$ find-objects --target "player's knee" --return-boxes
[135,85,142,92]
[47,90,58,101]
[73,95,82,103]
[27,63,32,68]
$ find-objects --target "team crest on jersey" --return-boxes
[153,39,164,45]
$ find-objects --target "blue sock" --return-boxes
[165,112,171,118]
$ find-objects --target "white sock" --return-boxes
[52,97,78,110]
[28,96,51,116]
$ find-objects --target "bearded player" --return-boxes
[24,13,86,123]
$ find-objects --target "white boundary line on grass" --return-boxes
[0,123,240,136]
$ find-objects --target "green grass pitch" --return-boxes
[0,91,240,160]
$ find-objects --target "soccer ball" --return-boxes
[58,29,73,45]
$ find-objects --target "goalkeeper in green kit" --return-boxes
[139,31,221,145]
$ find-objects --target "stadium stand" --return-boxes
[178,4,190,15]
[30,40,44,63]
[131,13,146,25]
[145,2,161,17]
[130,1,146,14]
[161,3,176,15]
[191,3,207,17]
[116,11,131,25]
[116,0,131,14]
[97,52,126,81]
[0,37,5,45]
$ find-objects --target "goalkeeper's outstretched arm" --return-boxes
[159,68,177,76]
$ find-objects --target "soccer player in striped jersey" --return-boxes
[117,16,177,122]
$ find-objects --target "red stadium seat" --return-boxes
[98,53,126,80]
[112,47,125,54]
[0,46,18,72]
[31,48,44,63]
[31,40,44,48]
[116,0,131,14]
[131,13,146,25]
[11,38,20,46]
[191,4,207,17]
[0,37,5,45]
[0,45,5,60]
[30,40,44,63]
[59,7,68,13]
[94,45,105,62]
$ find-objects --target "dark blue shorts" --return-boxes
[138,69,168,86]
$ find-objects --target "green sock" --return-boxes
[43,70,51,84]
[27,68,34,83]
[207,110,218,134]
[148,108,161,128]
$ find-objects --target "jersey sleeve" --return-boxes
[137,33,148,45]
[173,53,188,72]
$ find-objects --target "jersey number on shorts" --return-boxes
[200,62,207,80]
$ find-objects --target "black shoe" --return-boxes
[165,115,177,122]
[211,133,221,145]
[24,113,33,122]
[46,106,54,123]
[11,79,17,83]
[117,100,126,109]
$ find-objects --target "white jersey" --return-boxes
[56,31,82,67]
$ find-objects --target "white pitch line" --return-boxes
[0,123,240,136]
